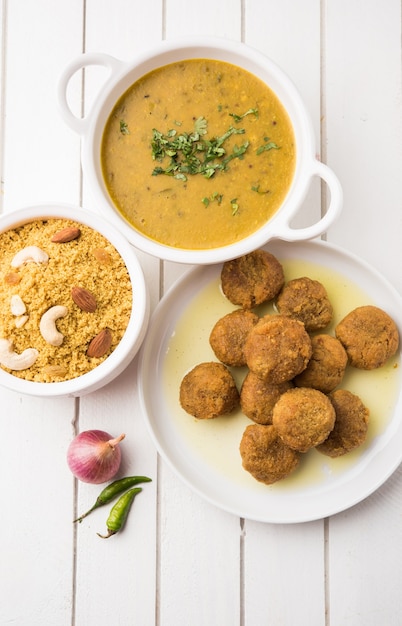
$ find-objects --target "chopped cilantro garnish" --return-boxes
[256,137,280,154]
[151,117,250,181]
[120,120,130,135]
[229,108,259,123]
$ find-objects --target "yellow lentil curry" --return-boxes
[101,59,296,250]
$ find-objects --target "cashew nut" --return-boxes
[15,315,29,328]
[10,294,27,316]
[0,338,39,371]
[11,245,49,268]
[39,305,68,346]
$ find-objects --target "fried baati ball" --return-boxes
[221,249,285,309]
[276,276,333,331]
[243,315,312,384]
[240,371,293,425]
[272,387,336,452]
[335,305,399,369]
[293,334,348,393]
[179,361,240,419]
[209,309,259,367]
[239,424,301,485]
[316,389,369,457]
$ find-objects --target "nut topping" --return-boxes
[71,286,97,313]
[87,328,112,358]
[39,305,68,346]
[0,338,39,370]
[11,246,49,267]
[4,272,21,285]
[93,248,111,264]
[10,294,27,316]
[43,364,68,377]
[51,227,81,243]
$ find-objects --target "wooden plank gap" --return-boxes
[0,0,8,213]
[240,517,246,626]
[324,516,331,626]
[241,0,246,43]
[79,0,86,209]
[70,398,81,626]
[162,0,167,40]
[155,454,162,626]
[320,0,328,238]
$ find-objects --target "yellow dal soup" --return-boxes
[101,59,296,250]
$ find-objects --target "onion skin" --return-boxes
[67,430,125,484]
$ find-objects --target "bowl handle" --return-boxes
[274,160,343,241]
[57,52,123,135]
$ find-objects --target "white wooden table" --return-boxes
[1,2,401,625]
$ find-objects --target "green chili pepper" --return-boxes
[97,487,142,539]
[73,475,151,523]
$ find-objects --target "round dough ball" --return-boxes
[335,305,399,369]
[209,308,259,367]
[244,315,312,384]
[293,334,348,393]
[316,389,369,457]
[221,249,285,309]
[272,387,336,452]
[239,424,300,485]
[276,276,333,331]
[240,371,293,425]
[179,361,239,419]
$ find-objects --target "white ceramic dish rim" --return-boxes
[137,239,402,523]
[0,204,150,398]
[57,36,343,264]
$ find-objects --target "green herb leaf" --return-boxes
[230,198,240,215]
[229,108,259,123]
[251,184,270,194]
[194,116,208,136]
[201,192,224,207]
[120,120,130,135]
[151,118,251,180]
[256,138,280,155]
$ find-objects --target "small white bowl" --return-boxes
[0,204,150,397]
[58,37,343,265]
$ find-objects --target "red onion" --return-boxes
[67,430,125,484]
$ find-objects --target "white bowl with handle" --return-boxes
[58,37,342,264]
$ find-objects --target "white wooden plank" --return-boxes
[0,392,76,625]
[329,466,402,626]
[244,520,326,626]
[325,0,402,291]
[325,1,402,624]
[243,3,327,624]
[165,0,242,39]
[0,0,5,206]
[75,359,158,626]
[0,1,83,625]
[245,0,323,231]
[73,2,163,624]
[2,0,83,210]
[159,464,241,625]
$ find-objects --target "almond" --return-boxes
[51,227,81,243]
[71,286,97,313]
[87,328,112,358]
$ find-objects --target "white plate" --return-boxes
[138,240,402,523]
